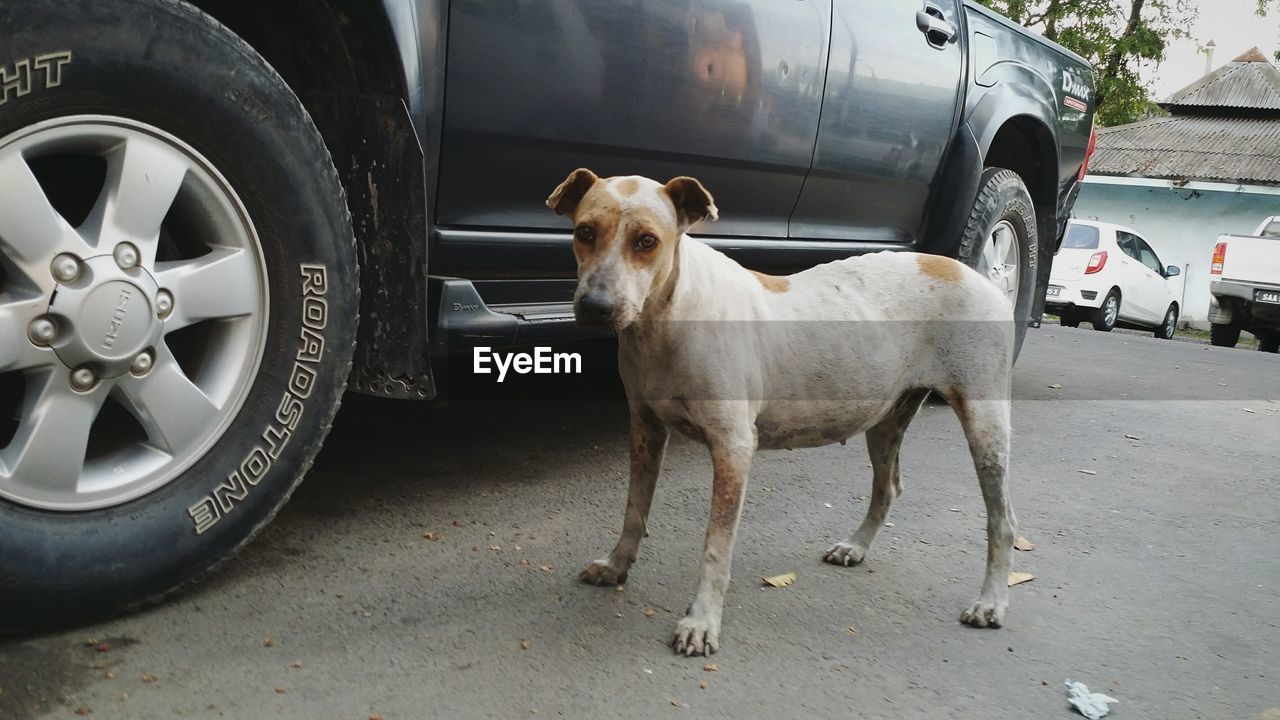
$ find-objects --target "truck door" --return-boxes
[788,0,964,244]
[436,0,831,246]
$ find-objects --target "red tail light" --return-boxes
[1078,127,1098,181]
[1211,242,1227,275]
[1085,250,1107,275]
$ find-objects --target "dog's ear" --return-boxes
[663,176,719,230]
[546,168,599,217]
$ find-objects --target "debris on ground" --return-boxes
[1065,680,1117,719]
[1008,572,1035,587]
[262,638,274,647]
[1077,469,1098,476]
[1014,536,1035,551]
[423,532,440,540]
[644,608,657,617]
[761,572,796,588]
[703,663,718,672]
[1124,434,1142,441]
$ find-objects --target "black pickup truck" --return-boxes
[0,0,1095,630]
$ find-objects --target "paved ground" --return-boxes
[3,327,1278,720]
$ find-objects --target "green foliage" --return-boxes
[973,0,1196,126]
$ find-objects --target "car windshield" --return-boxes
[1062,224,1100,249]
[1261,220,1280,239]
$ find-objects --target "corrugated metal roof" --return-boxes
[1090,115,1280,185]
[1161,57,1280,111]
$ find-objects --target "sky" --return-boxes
[1144,0,1280,100]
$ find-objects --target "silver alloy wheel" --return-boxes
[982,220,1020,305]
[1103,295,1119,327]
[1162,308,1176,337]
[0,116,268,511]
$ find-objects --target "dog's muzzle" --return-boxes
[575,292,616,329]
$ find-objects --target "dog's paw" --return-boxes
[823,542,867,567]
[579,560,628,586]
[672,615,720,656]
[959,598,1008,628]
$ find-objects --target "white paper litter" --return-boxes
[1065,680,1117,720]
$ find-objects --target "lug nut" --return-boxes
[51,254,81,283]
[155,290,174,319]
[113,242,140,270]
[69,366,97,392]
[28,317,57,346]
[131,350,154,376]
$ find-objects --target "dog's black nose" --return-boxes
[576,292,614,325]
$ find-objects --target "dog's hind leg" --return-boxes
[947,390,1016,628]
[824,389,929,567]
[581,406,669,586]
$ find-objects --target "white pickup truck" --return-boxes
[1209,216,1280,352]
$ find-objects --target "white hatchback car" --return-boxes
[1046,220,1182,337]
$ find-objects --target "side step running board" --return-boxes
[430,277,604,352]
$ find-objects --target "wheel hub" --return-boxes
[47,255,164,378]
[1,115,269,511]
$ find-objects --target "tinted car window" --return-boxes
[1135,238,1163,274]
[1062,224,1100,249]
[1115,232,1141,260]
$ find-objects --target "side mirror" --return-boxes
[1165,265,1181,277]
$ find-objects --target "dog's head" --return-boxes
[546,168,717,331]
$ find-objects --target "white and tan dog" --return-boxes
[547,169,1017,656]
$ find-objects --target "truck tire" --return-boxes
[1091,290,1120,332]
[958,168,1037,358]
[1258,333,1280,354]
[1210,323,1241,348]
[0,0,357,632]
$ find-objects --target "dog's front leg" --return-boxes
[581,408,669,586]
[674,439,753,656]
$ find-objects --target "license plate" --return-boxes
[1258,290,1280,305]
[1046,286,1063,298]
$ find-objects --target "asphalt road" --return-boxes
[3,327,1278,720]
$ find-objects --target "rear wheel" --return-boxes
[0,0,358,632]
[957,168,1037,358]
[1091,291,1120,332]
[1154,304,1178,340]
[1210,323,1241,348]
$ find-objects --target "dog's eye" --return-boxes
[574,225,596,244]
[635,234,658,251]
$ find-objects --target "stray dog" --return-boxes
[547,169,1016,656]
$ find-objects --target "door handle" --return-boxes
[917,6,957,47]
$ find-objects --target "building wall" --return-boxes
[1073,177,1280,327]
